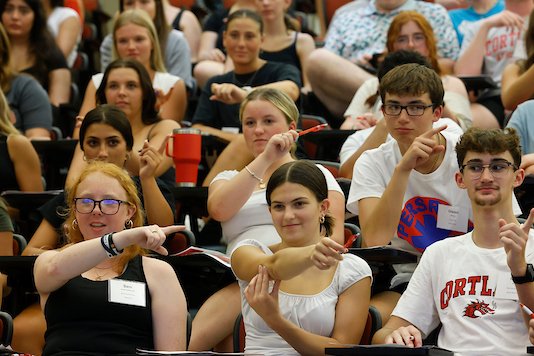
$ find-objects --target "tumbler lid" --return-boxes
[173,128,201,135]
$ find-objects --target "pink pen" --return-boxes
[298,123,328,137]
[520,303,534,319]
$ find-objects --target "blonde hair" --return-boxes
[64,161,145,272]
[239,88,299,126]
[112,9,167,72]
[0,89,19,136]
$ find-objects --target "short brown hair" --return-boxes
[455,127,522,168]
[379,63,444,107]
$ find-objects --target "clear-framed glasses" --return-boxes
[382,103,434,117]
[460,160,517,180]
[74,198,130,215]
[395,33,427,46]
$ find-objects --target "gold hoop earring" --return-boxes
[319,215,325,224]
[125,219,133,229]
[72,219,78,230]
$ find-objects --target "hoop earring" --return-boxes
[82,155,87,161]
[72,219,78,230]
[319,215,325,224]
[125,219,133,229]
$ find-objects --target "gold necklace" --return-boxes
[91,265,115,281]
[426,133,443,174]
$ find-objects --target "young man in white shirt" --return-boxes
[373,127,534,355]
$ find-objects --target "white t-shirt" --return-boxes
[461,20,525,84]
[92,71,180,96]
[47,7,80,67]
[393,231,534,356]
[232,238,372,356]
[211,164,343,254]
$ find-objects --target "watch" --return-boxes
[512,264,534,284]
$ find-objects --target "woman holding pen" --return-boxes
[188,87,345,351]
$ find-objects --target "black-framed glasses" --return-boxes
[460,160,517,179]
[74,198,130,215]
[382,103,434,117]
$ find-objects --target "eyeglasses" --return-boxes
[460,160,517,179]
[74,198,130,215]
[382,104,434,117]
[395,33,427,46]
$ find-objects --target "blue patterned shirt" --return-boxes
[324,0,460,63]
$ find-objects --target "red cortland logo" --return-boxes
[463,300,495,318]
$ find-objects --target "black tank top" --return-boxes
[42,255,153,355]
[260,32,301,71]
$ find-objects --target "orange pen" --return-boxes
[298,123,328,137]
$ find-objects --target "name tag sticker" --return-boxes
[436,204,468,233]
[108,279,146,307]
[495,272,519,300]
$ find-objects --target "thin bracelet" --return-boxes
[244,165,264,186]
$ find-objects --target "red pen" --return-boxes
[298,123,328,136]
[520,303,534,319]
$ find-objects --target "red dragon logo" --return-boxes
[463,300,495,318]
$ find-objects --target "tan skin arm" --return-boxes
[191,123,240,143]
[22,219,59,256]
[0,231,13,256]
[8,134,43,191]
[48,68,71,107]
[158,80,187,123]
[55,16,81,61]
[501,62,534,110]
[178,10,202,63]
[295,32,316,91]
[197,32,225,63]
[144,257,188,350]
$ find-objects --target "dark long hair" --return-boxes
[266,160,334,236]
[0,0,60,84]
[95,59,160,125]
[79,104,134,151]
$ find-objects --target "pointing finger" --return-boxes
[522,208,534,234]
[422,124,447,138]
[161,225,186,235]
